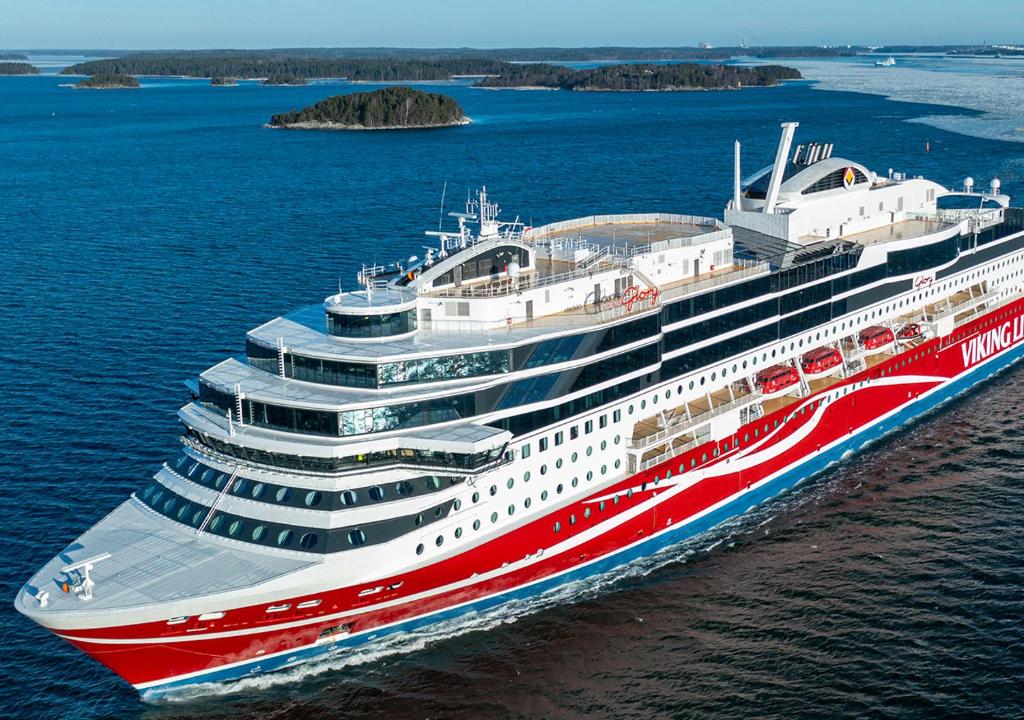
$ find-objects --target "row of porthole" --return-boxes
[415,457,632,558]
[552,488,643,533]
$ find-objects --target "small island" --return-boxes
[0,61,40,75]
[211,76,238,86]
[262,74,307,86]
[75,73,140,89]
[475,62,802,91]
[268,86,468,131]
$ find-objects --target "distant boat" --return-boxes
[874,56,896,67]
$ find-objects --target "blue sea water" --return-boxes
[0,62,1022,719]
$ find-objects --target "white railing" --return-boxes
[629,392,760,451]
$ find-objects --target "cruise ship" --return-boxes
[16,122,1024,698]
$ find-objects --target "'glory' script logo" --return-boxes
[621,285,660,311]
[961,318,1024,367]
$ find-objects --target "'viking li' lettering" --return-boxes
[961,318,1024,367]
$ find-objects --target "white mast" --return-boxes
[764,121,799,214]
[733,140,743,211]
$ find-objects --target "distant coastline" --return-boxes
[0,62,40,76]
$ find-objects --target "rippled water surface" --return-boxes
[0,60,1022,719]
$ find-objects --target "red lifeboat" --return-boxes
[858,325,895,351]
[897,322,923,342]
[755,364,801,395]
[800,347,843,377]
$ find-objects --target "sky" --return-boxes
[1,0,1022,50]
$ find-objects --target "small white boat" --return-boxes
[875,56,896,67]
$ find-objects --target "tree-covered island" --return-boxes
[475,63,801,90]
[268,86,467,130]
[0,62,40,75]
[74,73,140,89]
[263,74,307,85]
[210,76,238,86]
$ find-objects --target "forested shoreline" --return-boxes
[476,63,802,91]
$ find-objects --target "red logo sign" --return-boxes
[621,285,660,311]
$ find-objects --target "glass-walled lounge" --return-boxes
[246,339,510,389]
[326,308,416,339]
[186,430,510,474]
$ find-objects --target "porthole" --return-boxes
[396,481,413,496]
[434,506,443,518]
[275,486,291,503]
[472,491,480,503]
[473,519,481,530]
[299,533,319,550]
[556,458,563,469]
[304,490,322,507]
[584,508,592,519]
[508,504,515,516]
[426,476,443,490]
[586,471,594,481]
[613,495,620,505]
[524,471,531,482]
[209,515,224,532]
[162,497,177,514]
[599,501,606,511]
[524,497,532,508]
[553,521,561,532]
[490,512,499,523]
[227,519,243,537]
[541,490,549,501]
[454,499,462,511]
[369,486,385,502]
[339,489,356,506]
[215,473,228,490]
[600,440,607,450]
[435,535,444,547]
[251,525,267,542]
[540,465,548,475]
[571,452,579,462]
[176,503,190,521]
[489,485,498,496]
[414,514,423,526]
[701,453,708,462]
[507,477,515,489]
[276,529,294,547]
[416,543,424,555]
[614,459,621,469]
[601,465,607,475]
[627,489,634,499]
[586,446,593,456]
[455,527,463,539]
[556,483,564,494]
[572,477,579,487]
[570,515,577,526]
[233,478,248,496]
[191,509,204,526]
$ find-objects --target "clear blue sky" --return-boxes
[1,0,1020,49]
